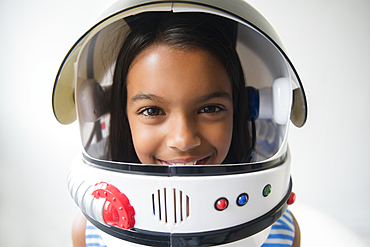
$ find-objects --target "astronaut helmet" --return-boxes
[52,1,307,246]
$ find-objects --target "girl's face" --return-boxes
[126,45,233,165]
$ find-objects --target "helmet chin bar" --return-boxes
[68,150,292,247]
[84,182,290,247]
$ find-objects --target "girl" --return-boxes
[53,1,306,246]
[108,12,250,165]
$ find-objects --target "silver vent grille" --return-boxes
[152,188,190,225]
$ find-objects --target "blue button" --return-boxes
[237,193,248,206]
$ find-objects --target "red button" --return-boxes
[215,198,228,211]
[288,192,296,205]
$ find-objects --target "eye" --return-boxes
[199,105,225,114]
[138,107,165,117]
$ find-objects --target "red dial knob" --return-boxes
[92,182,135,229]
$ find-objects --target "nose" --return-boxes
[167,115,201,152]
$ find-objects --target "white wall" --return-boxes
[0,0,369,246]
[0,1,116,246]
[246,0,370,243]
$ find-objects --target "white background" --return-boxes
[0,0,369,246]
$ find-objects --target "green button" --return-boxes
[263,184,272,197]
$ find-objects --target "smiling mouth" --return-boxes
[159,156,210,166]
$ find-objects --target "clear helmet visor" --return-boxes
[65,3,306,165]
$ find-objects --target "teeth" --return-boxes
[171,161,198,166]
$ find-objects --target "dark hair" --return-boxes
[109,12,251,163]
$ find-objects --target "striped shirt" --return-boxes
[85,210,295,247]
[85,224,107,247]
[261,210,295,247]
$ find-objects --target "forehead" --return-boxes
[126,45,232,101]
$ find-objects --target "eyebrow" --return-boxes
[130,93,166,106]
[129,91,232,106]
[197,92,232,103]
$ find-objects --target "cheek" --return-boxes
[203,115,233,162]
[128,118,160,164]
[217,122,233,158]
